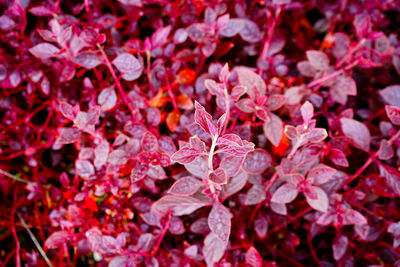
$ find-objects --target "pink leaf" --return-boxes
[297,61,317,77]
[254,214,268,239]
[171,147,201,164]
[219,18,245,37]
[219,63,230,83]
[130,162,149,183]
[220,155,244,177]
[378,164,400,197]
[235,67,266,98]
[379,85,400,107]
[305,186,328,212]
[151,26,171,48]
[57,127,81,144]
[300,101,314,124]
[329,149,349,167]
[97,87,117,111]
[244,184,266,205]
[153,195,207,216]
[112,53,142,73]
[45,231,71,249]
[107,150,128,165]
[209,168,227,184]
[76,159,95,178]
[29,5,54,17]
[208,201,231,243]
[29,43,60,59]
[239,20,262,43]
[332,234,348,261]
[307,166,336,185]
[236,98,256,113]
[330,76,357,105]
[205,79,224,97]
[242,148,272,174]
[223,170,248,198]
[271,183,298,204]
[141,131,158,153]
[73,52,102,69]
[266,94,286,111]
[194,101,216,136]
[385,105,400,125]
[306,50,330,71]
[378,139,394,160]
[168,176,202,196]
[245,246,263,267]
[263,113,283,147]
[203,232,226,267]
[342,209,367,225]
[94,139,110,168]
[340,118,371,152]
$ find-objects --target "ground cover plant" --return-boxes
[1,0,400,266]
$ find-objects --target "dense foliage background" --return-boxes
[1,0,400,266]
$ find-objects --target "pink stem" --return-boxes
[151,211,172,256]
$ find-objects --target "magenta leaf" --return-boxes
[203,232,226,267]
[300,101,314,124]
[44,231,71,249]
[242,148,272,174]
[305,186,329,212]
[208,201,231,243]
[245,246,263,267]
[306,50,330,71]
[271,183,299,204]
[72,52,102,69]
[209,168,227,184]
[171,147,201,164]
[97,87,117,111]
[263,112,283,147]
[152,195,207,216]
[266,94,286,111]
[378,164,400,197]
[342,209,367,225]
[29,43,60,59]
[236,98,256,113]
[297,61,317,77]
[332,234,348,261]
[340,118,371,152]
[222,170,248,198]
[385,105,400,125]
[168,176,202,196]
[329,149,349,167]
[94,139,110,168]
[330,76,357,105]
[194,101,216,136]
[244,184,266,205]
[379,85,400,107]
[219,18,245,37]
[239,20,262,43]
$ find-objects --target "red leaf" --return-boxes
[194,101,216,136]
[245,246,263,267]
[340,118,371,152]
[271,183,298,204]
[378,164,400,197]
[263,112,283,147]
[342,209,367,225]
[329,148,349,167]
[130,162,149,183]
[168,176,202,196]
[306,50,330,71]
[208,202,231,243]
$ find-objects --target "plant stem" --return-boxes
[0,169,32,184]
[222,88,230,135]
[17,213,53,267]
[165,75,180,113]
[306,61,358,89]
[335,39,366,69]
[151,211,172,256]
[97,44,136,121]
[207,135,218,196]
